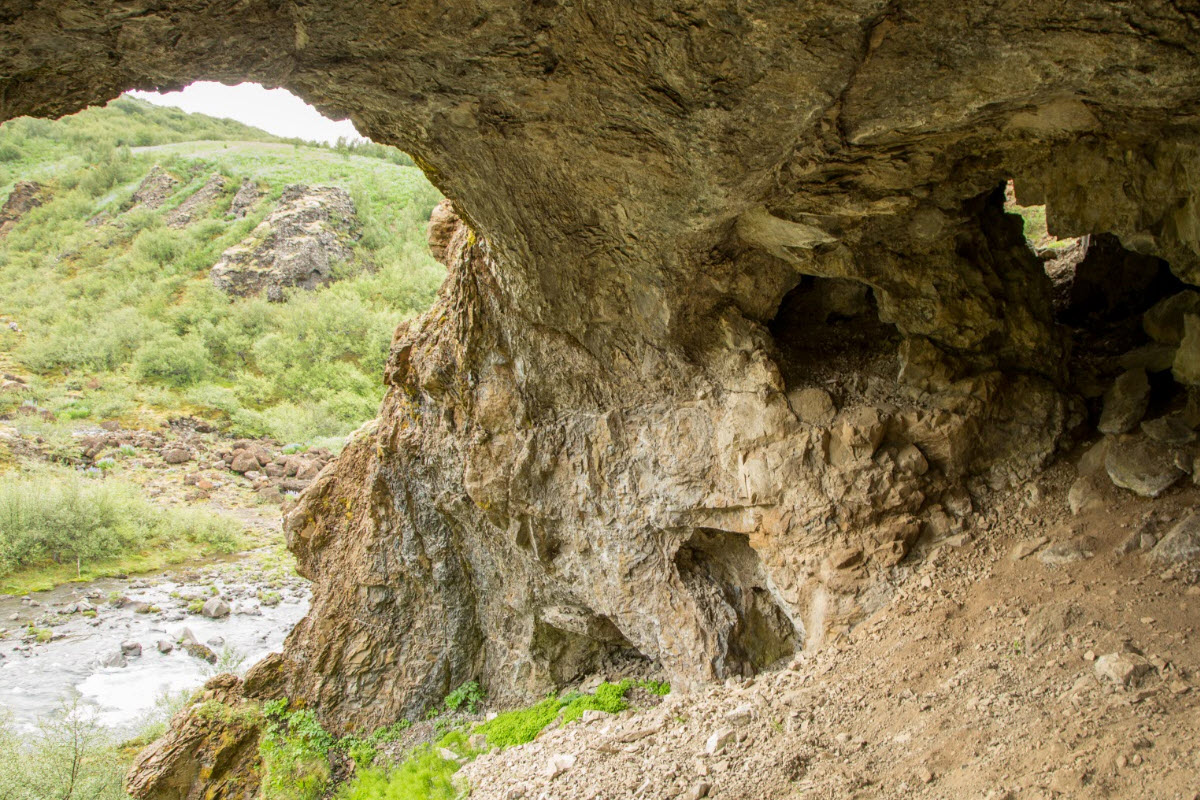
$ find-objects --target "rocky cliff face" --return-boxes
[2,2,1199,795]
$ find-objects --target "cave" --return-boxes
[674,529,800,678]
[8,3,1198,796]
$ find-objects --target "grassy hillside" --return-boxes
[0,96,444,449]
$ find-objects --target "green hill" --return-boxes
[0,96,444,449]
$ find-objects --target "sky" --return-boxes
[129,82,363,145]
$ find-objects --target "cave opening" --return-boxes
[1004,180,1196,430]
[531,608,654,685]
[767,275,902,403]
[674,528,800,678]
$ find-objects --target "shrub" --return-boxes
[335,747,460,800]
[0,701,128,800]
[260,704,336,800]
[132,334,210,386]
[0,469,241,577]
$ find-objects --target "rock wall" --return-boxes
[2,1,1200,793]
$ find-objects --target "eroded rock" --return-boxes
[210,185,359,301]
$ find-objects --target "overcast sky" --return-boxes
[129,82,363,144]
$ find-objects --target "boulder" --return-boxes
[201,597,230,619]
[787,386,836,425]
[100,650,127,668]
[1144,290,1200,344]
[130,165,179,210]
[1172,314,1200,386]
[210,185,360,301]
[162,447,192,464]
[157,639,175,654]
[121,640,143,657]
[1094,652,1153,687]
[1150,513,1200,563]
[229,451,259,474]
[1104,435,1185,498]
[1097,368,1150,435]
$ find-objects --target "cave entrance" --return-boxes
[674,528,800,678]
[1004,179,1184,329]
[531,606,652,685]
[767,275,901,402]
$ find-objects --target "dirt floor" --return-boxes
[459,452,1200,800]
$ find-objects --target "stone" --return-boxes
[183,642,218,664]
[1094,652,1153,687]
[1150,513,1200,563]
[157,639,175,654]
[165,173,227,228]
[162,447,192,464]
[1037,537,1097,566]
[542,753,575,779]
[1144,290,1200,344]
[724,705,753,727]
[211,185,359,301]
[230,179,260,218]
[1098,369,1150,435]
[130,165,179,210]
[1105,435,1185,498]
[1117,343,1178,374]
[100,650,127,668]
[1173,314,1200,387]
[121,640,143,657]
[0,180,44,235]
[229,451,258,474]
[787,387,836,426]
[1141,414,1197,446]
[1067,475,1107,515]
[201,598,230,619]
[704,728,735,755]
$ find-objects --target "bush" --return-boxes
[335,747,460,800]
[0,702,128,800]
[260,704,336,800]
[444,681,483,714]
[132,334,210,386]
[0,469,241,577]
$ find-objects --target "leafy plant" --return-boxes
[444,681,484,714]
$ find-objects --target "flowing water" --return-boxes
[0,553,309,732]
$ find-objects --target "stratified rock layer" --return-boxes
[3,3,1200,795]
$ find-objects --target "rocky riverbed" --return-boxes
[0,550,308,731]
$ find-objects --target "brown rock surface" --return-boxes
[4,3,1200,796]
[210,184,359,300]
[0,180,44,234]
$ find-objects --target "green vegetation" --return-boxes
[443,681,484,714]
[0,95,444,447]
[0,467,242,592]
[0,703,129,800]
[336,747,463,800]
[260,701,335,800]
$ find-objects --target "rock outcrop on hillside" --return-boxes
[3,3,1200,797]
[0,180,43,234]
[210,184,359,300]
[165,172,227,228]
[129,165,179,210]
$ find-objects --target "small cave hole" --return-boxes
[531,608,652,685]
[767,275,901,400]
[674,528,800,678]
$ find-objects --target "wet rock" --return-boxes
[201,597,230,619]
[1104,435,1185,498]
[100,650,127,668]
[122,640,143,657]
[157,639,174,654]
[207,636,225,649]
[184,642,218,664]
[1143,290,1200,344]
[1098,369,1150,435]
[210,185,359,301]
[1150,513,1200,563]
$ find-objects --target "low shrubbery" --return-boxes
[0,469,242,579]
[0,703,129,800]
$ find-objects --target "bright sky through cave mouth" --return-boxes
[129,81,364,145]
